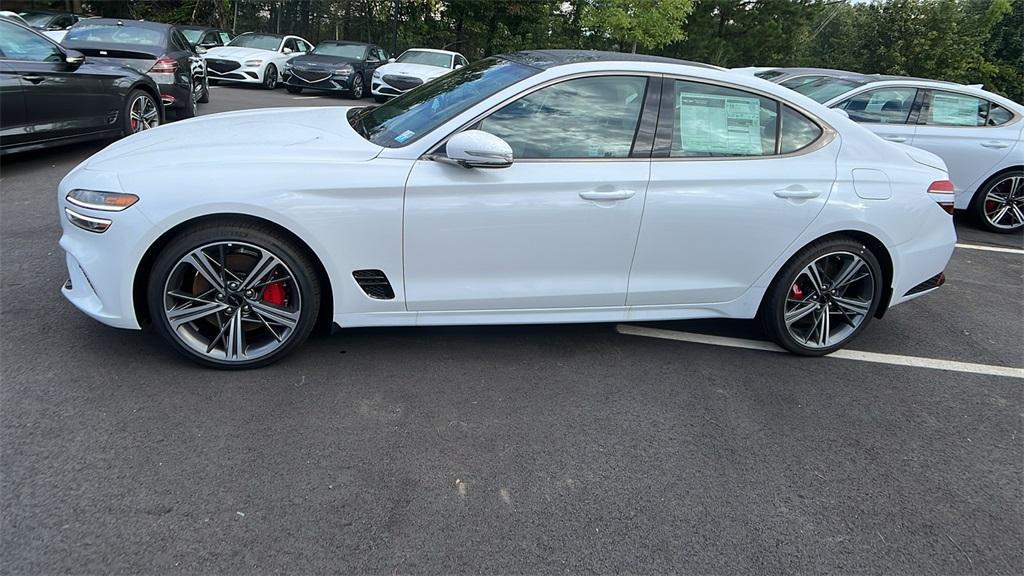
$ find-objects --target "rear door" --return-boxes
[629,78,838,306]
[911,89,1019,202]
[0,61,28,148]
[834,86,920,145]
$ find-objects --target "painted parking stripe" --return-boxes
[616,324,1024,379]
[955,243,1024,254]
[291,96,321,100]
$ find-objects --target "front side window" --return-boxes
[478,75,647,159]
[923,91,988,127]
[351,57,538,148]
[296,40,310,53]
[0,20,63,61]
[668,80,778,157]
[839,87,918,124]
[282,38,297,52]
[18,12,55,28]
[218,32,231,45]
[227,33,282,51]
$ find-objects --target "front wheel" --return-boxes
[972,170,1024,233]
[762,237,883,356]
[348,73,364,99]
[147,221,321,369]
[262,64,278,89]
[197,75,210,103]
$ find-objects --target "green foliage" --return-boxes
[21,0,1020,101]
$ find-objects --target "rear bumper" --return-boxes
[888,217,957,307]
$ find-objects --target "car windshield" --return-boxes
[18,12,54,27]
[228,33,281,51]
[313,42,365,58]
[64,23,165,46]
[397,50,452,68]
[791,77,867,103]
[350,57,537,148]
[180,28,203,44]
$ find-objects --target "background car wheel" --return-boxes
[349,74,364,99]
[286,85,303,94]
[373,94,387,103]
[263,64,278,89]
[147,221,321,369]
[177,80,198,120]
[972,169,1024,233]
[197,76,210,104]
[124,89,160,135]
[762,237,883,356]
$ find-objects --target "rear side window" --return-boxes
[986,104,1014,126]
[780,105,823,154]
[924,91,990,127]
[840,87,918,124]
[668,80,779,157]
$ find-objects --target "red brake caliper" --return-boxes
[790,283,805,300]
[261,282,287,306]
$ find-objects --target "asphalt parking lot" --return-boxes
[2,85,1022,575]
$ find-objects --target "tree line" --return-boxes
[23,0,1024,101]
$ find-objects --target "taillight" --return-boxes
[149,58,178,73]
[928,180,955,215]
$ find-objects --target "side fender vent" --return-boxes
[352,269,395,300]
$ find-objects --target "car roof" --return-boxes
[403,48,460,56]
[236,31,284,38]
[318,39,371,46]
[177,24,221,31]
[768,67,874,81]
[72,18,173,31]
[499,49,720,71]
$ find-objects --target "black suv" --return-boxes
[0,17,164,154]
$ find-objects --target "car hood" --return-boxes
[204,45,274,61]
[376,62,450,80]
[84,107,382,172]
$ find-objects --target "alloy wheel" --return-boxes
[129,94,159,133]
[265,66,277,89]
[983,175,1024,230]
[783,251,875,350]
[351,75,363,98]
[162,241,301,362]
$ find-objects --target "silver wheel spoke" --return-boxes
[186,249,226,292]
[168,301,227,328]
[240,251,283,292]
[785,301,817,326]
[831,258,865,289]
[225,310,244,359]
[832,295,870,316]
[250,301,299,329]
[989,204,1011,224]
[818,305,830,346]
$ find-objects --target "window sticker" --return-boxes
[678,92,763,156]
[930,93,980,126]
[395,130,416,143]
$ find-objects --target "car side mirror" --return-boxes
[388,57,396,63]
[282,47,293,54]
[194,46,208,55]
[64,49,85,67]
[445,130,513,169]
[454,64,463,69]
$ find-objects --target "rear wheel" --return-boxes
[762,237,883,356]
[263,64,278,89]
[286,85,303,94]
[197,75,210,103]
[124,89,159,135]
[973,170,1024,233]
[177,80,198,119]
[147,222,321,369]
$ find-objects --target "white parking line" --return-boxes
[956,243,1024,254]
[291,96,321,100]
[615,324,1024,379]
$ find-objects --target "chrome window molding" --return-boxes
[424,70,837,164]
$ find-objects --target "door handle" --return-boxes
[579,190,636,201]
[980,141,1010,149]
[774,186,821,200]
[21,75,44,84]
[882,136,907,143]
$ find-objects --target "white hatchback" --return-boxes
[58,51,956,368]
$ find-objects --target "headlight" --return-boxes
[244,59,263,67]
[334,64,353,75]
[66,189,139,211]
[283,61,292,71]
[372,70,381,79]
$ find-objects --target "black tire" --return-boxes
[373,94,387,103]
[348,73,364,99]
[208,78,219,86]
[263,64,278,89]
[123,89,160,135]
[177,81,197,120]
[197,75,210,103]
[971,169,1024,233]
[147,221,321,369]
[762,236,883,356]
[286,85,303,94]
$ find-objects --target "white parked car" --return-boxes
[58,50,956,368]
[775,72,1024,232]
[203,32,312,89]
[371,48,468,102]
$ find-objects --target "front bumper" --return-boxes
[284,70,355,92]
[206,61,263,84]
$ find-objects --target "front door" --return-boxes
[403,74,653,311]
[835,86,921,145]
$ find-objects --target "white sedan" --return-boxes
[371,48,468,102]
[203,32,312,89]
[58,50,956,368]
[782,74,1024,233]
